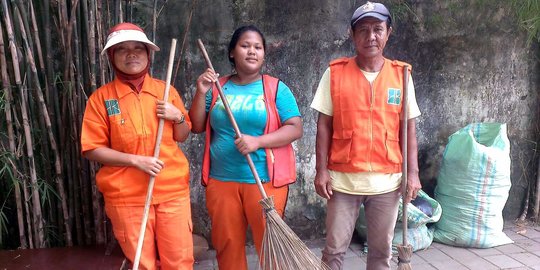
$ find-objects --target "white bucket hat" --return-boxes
[101,22,160,55]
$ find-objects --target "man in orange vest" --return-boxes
[311,2,422,269]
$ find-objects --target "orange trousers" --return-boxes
[105,196,194,270]
[206,178,289,270]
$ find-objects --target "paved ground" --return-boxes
[193,222,540,270]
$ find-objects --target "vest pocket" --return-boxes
[330,130,353,163]
[385,131,402,163]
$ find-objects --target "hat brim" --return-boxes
[101,29,160,55]
[352,12,389,27]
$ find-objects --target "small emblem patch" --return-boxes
[362,2,375,11]
[105,99,121,116]
[387,88,401,105]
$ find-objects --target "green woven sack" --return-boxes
[392,223,434,253]
[433,123,512,248]
[355,191,440,252]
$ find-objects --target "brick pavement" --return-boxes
[193,222,540,270]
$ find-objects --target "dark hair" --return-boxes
[228,25,266,67]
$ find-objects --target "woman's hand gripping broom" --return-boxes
[197,39,330,270]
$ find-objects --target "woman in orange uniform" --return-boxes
[189,25,303,269]
[81,22,193,270]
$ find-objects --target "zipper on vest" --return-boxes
[269,149,275,163]
[369,82,374,171]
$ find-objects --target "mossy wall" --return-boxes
[133,0,539,240]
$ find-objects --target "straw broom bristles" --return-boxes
[259,197,331,270]
[396,243,413,270]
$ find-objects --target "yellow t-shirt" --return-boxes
[310,67,421,195]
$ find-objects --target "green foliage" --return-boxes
[44,224,62,246]
[37,178,60,211]
[0,89,6,111]
[0,151,16,247]
[512,0,540,44]
[389,1,417,24]
[0,192,11,247]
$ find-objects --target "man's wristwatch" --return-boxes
[173,113,185,125]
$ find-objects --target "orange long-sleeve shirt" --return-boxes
[81,74,191,206]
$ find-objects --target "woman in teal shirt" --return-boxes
[189,25,302,270]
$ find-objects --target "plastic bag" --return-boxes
[356,190,441,252]
[397,190,442,228]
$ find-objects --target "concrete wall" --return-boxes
[133,0,539,240]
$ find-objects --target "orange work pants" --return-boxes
[105,196,194,270]
[206,178,289,270]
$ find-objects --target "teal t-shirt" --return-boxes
[206,79,300,183]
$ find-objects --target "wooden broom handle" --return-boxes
[401,65,409,246]
[196,39,269,199]
[133,38,177,270]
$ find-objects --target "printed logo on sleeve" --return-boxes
[387,88,401,105]
[105,99,121,116]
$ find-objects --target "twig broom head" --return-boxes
[396,243,413,270]
[258,197,331,270]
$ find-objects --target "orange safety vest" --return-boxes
[328,57,410,173]
[201,74,296,187]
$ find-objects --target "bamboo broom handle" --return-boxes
[133,38,177,270]
[401,65,409,246]
[196,39,269,199]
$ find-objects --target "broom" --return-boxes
[196,39,330,270]
[132,38,177,270]
[396,65,413,270]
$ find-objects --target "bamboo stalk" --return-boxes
[15,1,74,247]
[2,0,45,248]
[85,0,105,244]
[28,1,45,73]
[150,0,157,75]
[16,2,55,221]
[128,0,132,22]
[14,3,52,240]
[116,0,122,24]
[96,0,109,86]
[24,0,55,193]
[172,0,197,86]
[0,18,28,249]
[61,0,84,244]
[58,0,68,55]
[70,0,86,243]
[41,0,63,148]
[90,160,105,244]
[86,0,97,93]
[92,0,106,245]
[535,158,540,221]
[71,144,83,245]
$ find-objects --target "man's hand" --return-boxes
[404,171,421,204]
[314,169,333,199]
